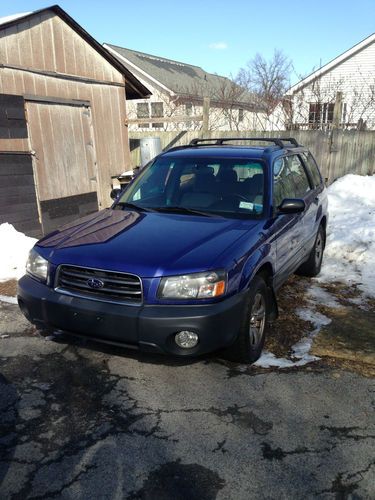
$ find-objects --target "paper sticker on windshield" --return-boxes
[239,201,254,210]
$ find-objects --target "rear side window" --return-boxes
[286,155,311,197]
[273,155,311,206]
[301,152,322,188]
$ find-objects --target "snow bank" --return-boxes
[258,174,375,369]
[0,223,36,282]
[318,174,375,297]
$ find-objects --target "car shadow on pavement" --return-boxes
[0,373,18,492]
[47,331,220,367]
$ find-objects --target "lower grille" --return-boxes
[56,265,142,304]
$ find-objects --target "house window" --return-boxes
[323,103,334,123]
[151,102,163,128]
[308,102,334,127]
[137,102,149,128]
[239,108,244,122]
[308,103,321,125]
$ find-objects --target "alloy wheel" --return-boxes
[249,292,266,347]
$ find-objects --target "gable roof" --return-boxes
[105,44,261,110]
[288,32,375,94]
[0,5,150,99]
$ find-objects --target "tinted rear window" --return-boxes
[301,152,322,188]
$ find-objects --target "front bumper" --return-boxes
[17,275,246,356]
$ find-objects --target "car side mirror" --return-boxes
[110,188,121,200]
[277,198,305,214]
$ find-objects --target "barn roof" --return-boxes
[105,44,262,110]
[0,5,150,99]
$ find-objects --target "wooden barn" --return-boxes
[0,5,149,236]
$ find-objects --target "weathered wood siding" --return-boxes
[26,100,97,201]
[129,130,375,184]
[0,11,130,210]
[0,93,29,152]
[0,11,123,84]
[0,152,42,236]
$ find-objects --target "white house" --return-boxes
[104,44,267,131]
[273,33,375,130]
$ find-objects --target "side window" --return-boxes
[301,152,322,188]
[286,155,311,198]
[273,158,296,206]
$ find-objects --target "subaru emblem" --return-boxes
[87,278,104,289]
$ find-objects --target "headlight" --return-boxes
[158,270,226,299]
[26,248,48,281]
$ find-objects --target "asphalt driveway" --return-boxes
[0,300,374,499]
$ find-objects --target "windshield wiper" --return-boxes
[152,206,218,217]
[114,202,154,212]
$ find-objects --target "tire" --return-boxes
[297,225,325,277]
[227,275,269,363]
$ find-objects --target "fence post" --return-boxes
[332,91,343,129]
[202,97,210,135]
[327,91,343,183]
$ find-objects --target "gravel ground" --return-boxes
[0,300,374,499]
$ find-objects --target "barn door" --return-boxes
[0,94,42,237]
[25,99,99,233]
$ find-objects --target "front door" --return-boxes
[272,155,312,286]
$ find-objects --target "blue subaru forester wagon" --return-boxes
[18,138,328,363]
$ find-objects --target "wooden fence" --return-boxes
[129,130,375,184]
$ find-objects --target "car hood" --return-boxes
[38,209,263,277]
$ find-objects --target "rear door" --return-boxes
[300,151,325,253]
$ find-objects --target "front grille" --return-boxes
[56,265,142,304]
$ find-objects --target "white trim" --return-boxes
[104,44,175,96]
[289,32,375,94]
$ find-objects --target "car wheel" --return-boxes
[227,275,268,363]
[297,225,325,277]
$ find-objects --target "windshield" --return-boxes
[116,156,265,218]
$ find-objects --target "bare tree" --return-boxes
[237,50,293,115]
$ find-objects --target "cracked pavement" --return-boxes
[0,300,374,499]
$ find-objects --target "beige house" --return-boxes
[0,6,149,235]
[273,33,375,130]
[104,44,267,132]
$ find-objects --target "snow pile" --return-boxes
[254,351,297,369]
[255,309,329,369]
[303,284,342,309]
[319,174,375,297]
[0,295,18,304]
[0,223,36,281]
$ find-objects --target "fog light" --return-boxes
[175,331,199,349]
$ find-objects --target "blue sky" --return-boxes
[1,0,375,84]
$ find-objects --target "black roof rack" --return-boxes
[189,137,300,148]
